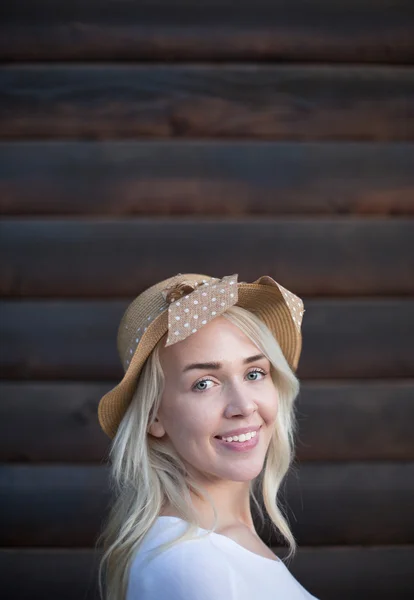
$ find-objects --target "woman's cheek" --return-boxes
[263,393,279,423]
[186,411,212,436]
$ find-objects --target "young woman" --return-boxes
[96,273,318,599]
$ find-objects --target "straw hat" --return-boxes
[98,273,305,439]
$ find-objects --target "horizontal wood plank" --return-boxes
[1,300,413,381]
[0,382,110,463]
[1,381,414,462]
[1,1,413,63]
[1,545,413,600]
[286,545,414,600]
[1,219,413,297]
[0,548,100,600]
[294,381,414,461]
[1,141,413,216]
[0,463,413,547]
[1,65,414,140]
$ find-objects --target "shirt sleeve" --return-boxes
[127,538,238,600]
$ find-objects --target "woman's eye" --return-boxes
[193,379,214,392]
[246,369,265,381]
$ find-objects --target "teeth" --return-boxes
[221,430,257,443]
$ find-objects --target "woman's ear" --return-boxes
[148,417,166,438]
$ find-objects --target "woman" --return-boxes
[96,273,318,599]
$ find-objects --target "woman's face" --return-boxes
[152,316,279,484]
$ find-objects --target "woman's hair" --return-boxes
[96,305,301,600]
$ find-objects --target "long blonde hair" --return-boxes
[96,305,300,600]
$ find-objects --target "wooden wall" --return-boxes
[1,2,414,598]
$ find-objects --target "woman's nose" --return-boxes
[223,382,258,418]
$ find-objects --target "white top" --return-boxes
[126,516,319,599]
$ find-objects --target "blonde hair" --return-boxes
[96,305,300,600]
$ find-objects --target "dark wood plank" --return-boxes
[1,300,413,381]
[1,141,413,216]
[0,382,111,463]
[0,465,111,547]
[1,1,413,63]
[295,381,414,461]
[280,463,414,546]
[1,65,414,140]
[0,301,123,381]
[0,548,101,600]
[2,381,414,462]
[1,463,413,546]
[285,545,414,600]
[2,545,413,600]
[1,219,413,297]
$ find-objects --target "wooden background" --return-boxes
[1,1,414,598]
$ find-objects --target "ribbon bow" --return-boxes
[163,274,238,346]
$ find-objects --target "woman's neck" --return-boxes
[160,486,256,534]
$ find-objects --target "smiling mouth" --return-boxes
[213,428,261,452]
[214,426,262,442]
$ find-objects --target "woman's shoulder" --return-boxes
[126,518,320,600]
[137,517,214,555]
[126,518,236,600]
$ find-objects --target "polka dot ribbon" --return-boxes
[255,275,305,333]
[165,274,239,346]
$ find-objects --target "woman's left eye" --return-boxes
[246,369,266,381]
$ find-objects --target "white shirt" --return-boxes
[126,516,319,599]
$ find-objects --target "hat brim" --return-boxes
[98,280,302,439]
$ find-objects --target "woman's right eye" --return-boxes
[193,378,214,392]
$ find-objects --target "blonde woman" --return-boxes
[96,273,319,600]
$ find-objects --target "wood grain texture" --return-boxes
[285,545,414,600]
[1,1,413,63]
[294,381,414,461]
[1,463,413,547]
[1,381,414,463]
[0,548,101,600]
[1,300,413,381]
[1,65,414,140]
[1,545,413,600]
[1,141,413,216]
[1,219,414,297]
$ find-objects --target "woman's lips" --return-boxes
[213,428,260,452]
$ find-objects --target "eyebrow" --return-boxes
[182,353,266,373]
